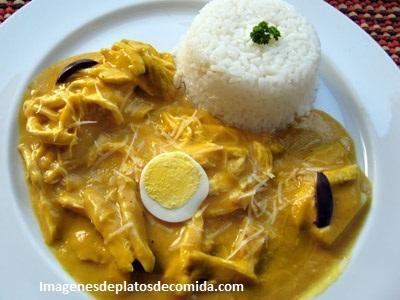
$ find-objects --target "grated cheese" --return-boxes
[120,89,133,110]
[94,81,107,101]
[104,188,117,201]
[277,181,284,206]
[227,226,264,260]
[92,149,118,168]
[114,170,135,184]
[207,222,232,240]
[267,194,279,225]
[69,120,98,128]
[173,111,198,141]
[168,227,186,251]
[119,132,137,172]
[104,222,133,244]
[35,101,43,114]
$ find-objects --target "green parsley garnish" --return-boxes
[250,21,281,45]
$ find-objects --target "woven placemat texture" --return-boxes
[0,0,399,66]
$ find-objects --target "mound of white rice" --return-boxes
[175,0,321,132]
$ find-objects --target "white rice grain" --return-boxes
[176,0,321,132]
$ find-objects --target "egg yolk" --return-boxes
[142,152,201,209]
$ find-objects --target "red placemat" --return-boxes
[0,0,399,66]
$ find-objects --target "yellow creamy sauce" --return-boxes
[18,40,371,300]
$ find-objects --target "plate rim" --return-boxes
[0,0,399,299]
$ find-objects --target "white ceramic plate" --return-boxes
[0,0,399,299]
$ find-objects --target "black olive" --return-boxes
[314,172,333,228]
[132,260,145,272]
[56,59,98,84]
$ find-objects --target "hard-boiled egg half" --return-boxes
[139,151,209,222]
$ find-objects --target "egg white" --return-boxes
[139,152,209,223]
